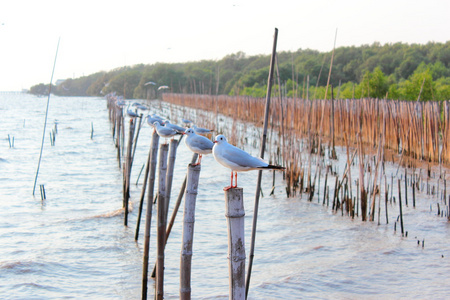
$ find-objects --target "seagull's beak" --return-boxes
[213,141,217,143]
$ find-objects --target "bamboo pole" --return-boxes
[151,153,198,278]
[124,118,136,226]
[136,130,158,241]
[180,163,201,300]
[32,37,60,196]
[156,143,169,300]
[398,179,405,236]
[165,139,178,220]
[225,188,246,300]
[246,28,278,299]
[141,130,159,300]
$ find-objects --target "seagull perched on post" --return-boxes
[153,121,181,143]
[212,135,285,190]
[184,128,214,165]
[164,120,186,134]
[193,125,213,135]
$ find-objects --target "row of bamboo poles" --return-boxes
[162,94,450,165]
[106,93,251,299]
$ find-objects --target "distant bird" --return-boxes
[146,115,162,127]
[126,104,139,118]
[164,120,186,134]
[193,125,213,135]
[116,99,126,107]
[153,121,181,142]
[151,114,164,121]
[212,135,285,190]
[184,128,214,165]
[182,118,192,125]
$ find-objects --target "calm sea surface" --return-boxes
[0,93,449,299]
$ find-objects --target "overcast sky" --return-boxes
[0,0,448,91]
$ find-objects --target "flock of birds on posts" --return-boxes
[116,98,285,190]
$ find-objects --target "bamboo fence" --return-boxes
[162,94,449,165]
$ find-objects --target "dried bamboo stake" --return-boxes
[385,175,389,224]
[124,118,136,226]
[246,27,278,299]
[165,139,178,220]
[150,153,198,278]
[370,134,383,221]
[358,134,368,221]
[398,179,405,236]
[180,163,201,300]
[141,130,159,300]
[225,188,246,300]
[323,167,328,205]
[405,168,408,206]
[156,143,169,300]
[131,114,144,162]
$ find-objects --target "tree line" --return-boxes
[29,41,450,101]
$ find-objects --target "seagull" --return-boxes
[153,121,181,142]
[184,128,214,165]
[193,125,213,135]
[146,115,162,127]
[164,120,186,134]
[182,118,192,126]
[126,104,139,118]
[212,135,285,190]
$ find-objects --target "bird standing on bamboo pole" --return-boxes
[184,128,213,165]
[212,135,285,190]
[193,125,213,135]
[153,121,181,143]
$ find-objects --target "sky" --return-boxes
[0,0,449,91]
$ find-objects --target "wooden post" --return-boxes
[156,143,169,300]
[124,118,136,226]
[247,27,278,298]
[131,114,144,162]
[151,154,198,278]
[225,188,246,300]
[165,139,178,220]
[398,179,404,236]
[405,168,408,206]
[180,163,201,300]
[141,130,159,300]
[136,131,157,240]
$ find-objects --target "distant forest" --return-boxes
[30,41,450,101]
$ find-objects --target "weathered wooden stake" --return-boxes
[151,154,198,278]
[180,163,201,300]
[135,131,158,241]
[246,27,278,298]
[165,139,178,220]
[156,143,169,300]
[398,179,404,236]
[124,118,136,226]
[225,187,246,300]
[141,131,159,300]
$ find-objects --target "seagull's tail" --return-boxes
[265,164,285,170]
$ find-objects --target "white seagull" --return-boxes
[153,121,181,142]
[213,135,285,190]
[164,120,186,134]
[184,128,214,165]
[193,125,213,135]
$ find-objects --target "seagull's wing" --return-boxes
[193,135,214,151]
[222,144,267,169]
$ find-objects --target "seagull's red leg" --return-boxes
[193,154,202,166]
[234,172,238,188]
[224,171,234,191]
